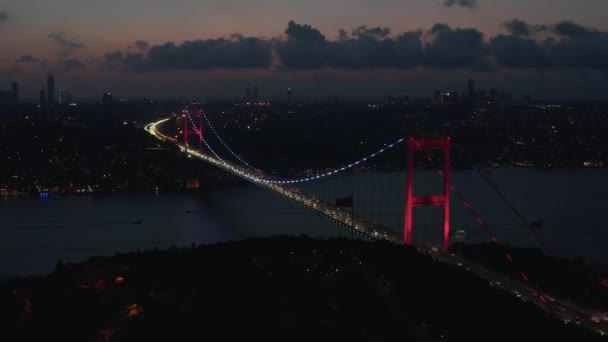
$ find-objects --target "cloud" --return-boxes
[16,55,41,63]
[284,20,326,43]
[274,20,328,69]
[442,0,477,9]
[503,19,532,37]
[104,20,608,73]
[501,19,608,70]
[105,34,273,72]
[425,23,489,70]
[489,35,552,68]
[134,40,149,50]
[58,58,85,72]
[326,30,424,69]
[552,21,601,37]
[48,32,85,56]
[351,26,391,39]
[549,32,608,69]
[275,22,489,71]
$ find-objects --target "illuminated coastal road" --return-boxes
[145,117,608,335]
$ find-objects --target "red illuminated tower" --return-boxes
[404,137,451,250]
[183,109,204,151]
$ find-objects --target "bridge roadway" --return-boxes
[145,117,608,335]
[145,118,401,243]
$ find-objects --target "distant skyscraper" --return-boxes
[252,86,259,103]
[11,82,19,104]
[102,92,112,104]
[47,75,55,104]
[39,88,46,105]
[245,87,251,103]
[65,93,73,104]
[287,88,292,105]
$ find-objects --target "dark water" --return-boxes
[1,168,607,278]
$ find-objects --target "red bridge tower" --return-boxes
[404,137,451,251]
[183,109,203,151]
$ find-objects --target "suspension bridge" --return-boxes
[144,108,608,333]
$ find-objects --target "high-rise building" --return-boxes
[102,92,112,104]
[39,88,46,105]
[58,89,64,104]
[47,75,55,104]
[11,82,19,104]
[467,79,475,103]
[245,87,251,103]
[252,85,259,104]
[287,88,292,105]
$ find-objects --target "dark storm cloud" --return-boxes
[503,19,531,37]
[134,40,149,50]
[549,33,608,69]
[504,19,599,38]
[503,19,550,37]
[327,29,423,69]
[351,26,391,38]
[276,22,489,70]
[442,0,477,9]
[489,35,552,68]
[16,55,41,63]
[425,23,489,69]
[500,19,608,70]
[105,34,273,72]
[58,58,85,72]
[274,21,328,69]
[0,11,8,22]
[275,21,425,70]
[48,32,85,56]
[546,22,608,69]
[105,20,608,73]
[552,21,601,37]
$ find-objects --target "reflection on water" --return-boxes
[1,168,607,277]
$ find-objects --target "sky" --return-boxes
[0,0,607,101]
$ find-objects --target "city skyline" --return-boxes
[1,1,607,100]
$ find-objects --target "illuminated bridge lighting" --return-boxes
[185,112,406,185]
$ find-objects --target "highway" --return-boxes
[145,117,608,336]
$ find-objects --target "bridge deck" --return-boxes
[145,118,402,244]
